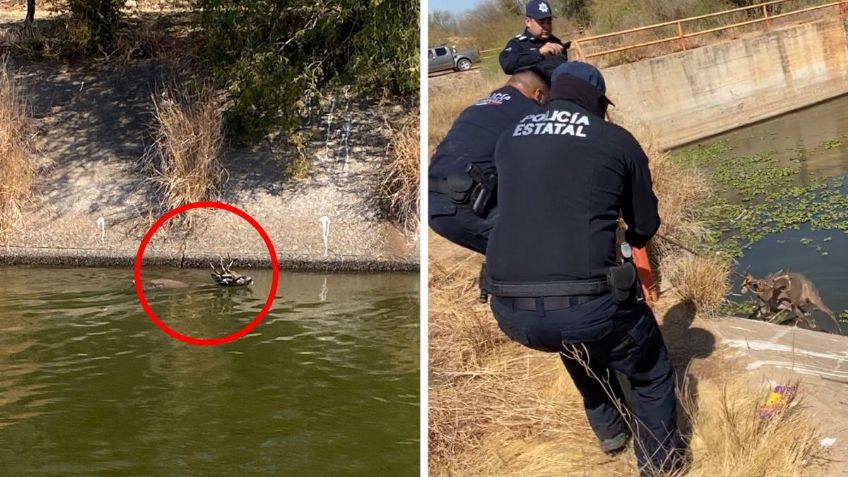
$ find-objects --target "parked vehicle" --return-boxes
[428,45,481,74]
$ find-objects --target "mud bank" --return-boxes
[0,57,419,272]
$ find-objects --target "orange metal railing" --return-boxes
[571,0,847,62]
[469,1,847,68]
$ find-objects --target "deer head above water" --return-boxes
[210,256,254,287]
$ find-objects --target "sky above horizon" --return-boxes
[429,0,483,15]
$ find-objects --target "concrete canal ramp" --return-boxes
[697,317,848,476]
[605,16,848,149]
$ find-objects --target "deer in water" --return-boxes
[210,256,254,287]
[741,269,841,332]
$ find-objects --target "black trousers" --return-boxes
[490,294,683,476]
[428,192,496,255]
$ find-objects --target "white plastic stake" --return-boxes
[96,217,106,244]
[319,216,330,257]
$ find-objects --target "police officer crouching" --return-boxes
[500,0,571,81]
[428,71,548,255]
[484,62,685,476]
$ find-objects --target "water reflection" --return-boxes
[702,94,848,181]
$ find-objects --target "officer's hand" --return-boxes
[539,42,563,56]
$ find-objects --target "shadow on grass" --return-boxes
[661,300,716,440]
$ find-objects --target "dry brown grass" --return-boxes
[143,83,225,216]
[379,109,420,233]
[0,61,36,239]
[428,74,500,156]
[0,25,18,50]
[429,236,822,475]
[663,254,730,316]
[428,237,505,374]
[683,378,821,477]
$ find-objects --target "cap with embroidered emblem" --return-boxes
[525,0,553,20]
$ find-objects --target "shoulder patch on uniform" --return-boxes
[505,47,512,52]
[474,92,513,106]
[518,35,527,41]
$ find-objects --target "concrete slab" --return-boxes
[703,317,848,475]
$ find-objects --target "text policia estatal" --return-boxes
[512,109,591,138]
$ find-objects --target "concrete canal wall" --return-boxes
[605,17,848,149]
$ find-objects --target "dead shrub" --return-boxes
[0,62,36,238]
[143,83,225,218]
[378,108,420,233]
[683,377,821,477]
[663,254,730,316]
[284,130,310,181]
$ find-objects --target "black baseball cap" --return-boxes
[526,0,553,20]
[552,61,616,106]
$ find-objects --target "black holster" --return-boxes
[606,262,640,306]
[464,163,497,218]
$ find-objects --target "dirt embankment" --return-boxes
[0,56,418,271]
[429,232,842,476]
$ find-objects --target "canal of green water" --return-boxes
[0,268,419,476]
[675,94,848,331]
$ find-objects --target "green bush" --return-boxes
[41,0,125,55]
[198,0,419,142]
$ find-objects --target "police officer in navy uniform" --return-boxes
[428,71,548,254]
[485,62,684,476]
[500,0,571,81]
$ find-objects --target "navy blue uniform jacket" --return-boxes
[486,99,660,283]
[429,85,539,178]
[499,29,568,80]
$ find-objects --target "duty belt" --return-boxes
[484,276,609,298]
[508,295,598,311]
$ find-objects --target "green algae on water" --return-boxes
[670,140,848,258]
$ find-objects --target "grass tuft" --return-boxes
[143,83,225,219]
[0,61,36,239]
[663,254,731,316]
[379,109,420,233]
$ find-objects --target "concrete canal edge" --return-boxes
[0,245,419,272]
[606,16,848,150]
[695,316,848,476]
